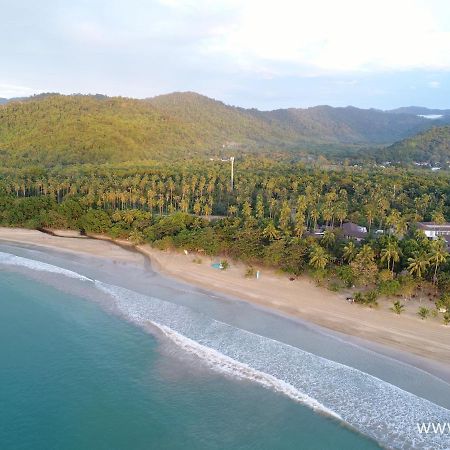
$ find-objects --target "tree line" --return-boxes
[1,160,450,322]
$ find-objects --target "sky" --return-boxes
[1,0,450,110]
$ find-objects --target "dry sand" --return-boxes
[0,227,449,365]
[137,246,450,365]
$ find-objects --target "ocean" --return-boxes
[0,244,449,449]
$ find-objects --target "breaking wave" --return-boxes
[1,251,450,449]
[0,251,92,281]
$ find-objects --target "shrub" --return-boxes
[390,301,405,315]
[437,272,450,293]
[327,281,341,292]
[221,259,229,270]
[435,294,450,313]
[377,279,401,297]
[443,312,450,325]
[311,268,327,285]
[153,236,174,250]
[417,307,430,320]
[129,229,145,244]
[108,224,127,238]
[335,265,354,288]
[245,266,256,278]
[365,290,379,307]
[79,209,112,233]
[378,269,393,282]
[354,290,378,307]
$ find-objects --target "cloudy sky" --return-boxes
[1,0,450,109]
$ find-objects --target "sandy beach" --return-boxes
[0,227,449,368]
[137,245,450,364]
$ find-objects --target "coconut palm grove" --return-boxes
[1,94,450,323]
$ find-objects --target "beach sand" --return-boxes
[0,227,449,367]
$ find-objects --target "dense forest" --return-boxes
[380,126,450,165]
[1,93,450,323]
[1,93,449,166]
[1,158,450,322]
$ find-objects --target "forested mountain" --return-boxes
[147,92,300,148]
[0,92,449,167]
[254,105,439,145]
[380,126,450,165]
[387,106,450,117]
[0,94,232,166]
[0,93,305,167]
[0,98,8,105]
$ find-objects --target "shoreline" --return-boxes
[137,246,450,363]
[0,227,449,379]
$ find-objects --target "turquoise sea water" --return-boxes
[0,271,379,450]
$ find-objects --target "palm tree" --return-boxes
[228,205,238,217]
[255,196,265,220]
[321,229,335,248]
[241,201,253,220]
[429,238,448,284]
[431,210,446,224]
[310,208,319,231]
[123,210,135,225]
[380,240,400,273]
[386,209,400,236]
[263,221,281,241]
[343,241,357,262]
[309,245,330,270]
[278,201,291,235]
[407,252,430,279]
[357,244,375,262]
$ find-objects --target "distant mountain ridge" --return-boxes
[149,92,450,145]
[1,91,449,167]
[380,125,450,165]
[253,105,437,145]
[387,106,450,117]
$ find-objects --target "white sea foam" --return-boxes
[155,322,340,419]
[97,282,450,450]
[0,251,93,282]
[1,251,449,449]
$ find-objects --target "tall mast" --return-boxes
[230,156,235,191]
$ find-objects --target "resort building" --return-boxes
[416,222,450,239]
[341,222,368,241]
[417,222,450,250]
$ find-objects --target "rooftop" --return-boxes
[341,222,368,238]
[417,222,450,230]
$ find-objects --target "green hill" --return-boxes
[0,93,304,167]
[0,94,220,166]
[380,126,450,165]
[146,91,299,147]
[255,105,438,145]
[0,92,448,167]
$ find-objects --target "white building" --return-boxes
[417,222,450,239]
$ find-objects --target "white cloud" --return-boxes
[196,0,450,74]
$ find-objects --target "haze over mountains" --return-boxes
[0,91,449,167]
